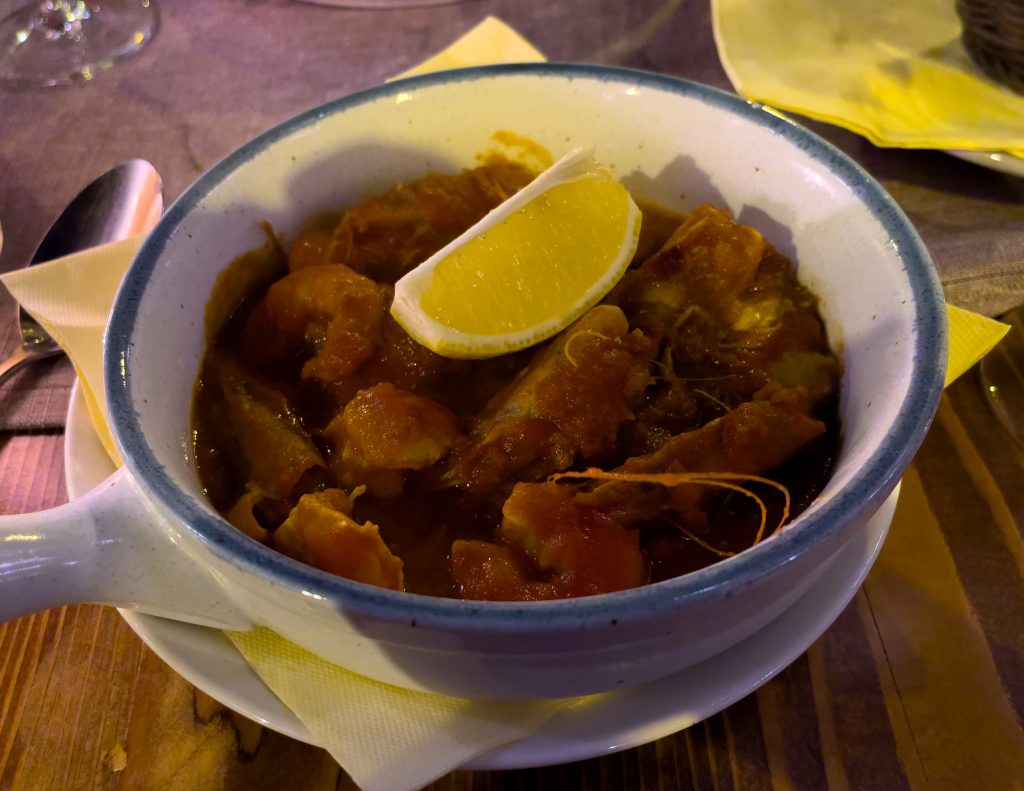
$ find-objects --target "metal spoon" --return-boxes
[0,160,163,386]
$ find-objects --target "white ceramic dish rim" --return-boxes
[63,381,896,769]
[105,63,947,631]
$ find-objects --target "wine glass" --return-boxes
[0,0,158,88]
[980,306,1024,446]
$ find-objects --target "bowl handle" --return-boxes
[0,467,252,630]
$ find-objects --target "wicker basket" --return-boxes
[957,0,1024,94]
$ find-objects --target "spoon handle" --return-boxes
[0,344,62,387]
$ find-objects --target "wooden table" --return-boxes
[3,1,1024,788]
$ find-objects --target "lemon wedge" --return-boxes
[390,148,642,359]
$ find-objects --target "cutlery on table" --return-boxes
[0,160,163,387]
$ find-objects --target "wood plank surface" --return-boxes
[3,1,1024,787]
[3,374,1024,789]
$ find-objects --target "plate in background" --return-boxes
[947,149,1024,178]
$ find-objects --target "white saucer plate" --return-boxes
[65,382,895,770]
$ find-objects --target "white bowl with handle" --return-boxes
[0,64,947,700]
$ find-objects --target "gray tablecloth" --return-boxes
[1,0,1022,430]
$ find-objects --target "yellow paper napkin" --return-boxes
[0,235,143,463]
[946,304,1009,386]
[393,16,544,79]
[712,0,1024,158]
[0,17,1010,791]
[229,627,584,789]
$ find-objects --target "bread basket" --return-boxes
[958,0,1024,94]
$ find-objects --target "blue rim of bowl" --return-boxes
[106,63,948,632]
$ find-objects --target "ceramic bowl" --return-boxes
[0,64,947,700]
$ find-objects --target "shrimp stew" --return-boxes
[192,158,841,601]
